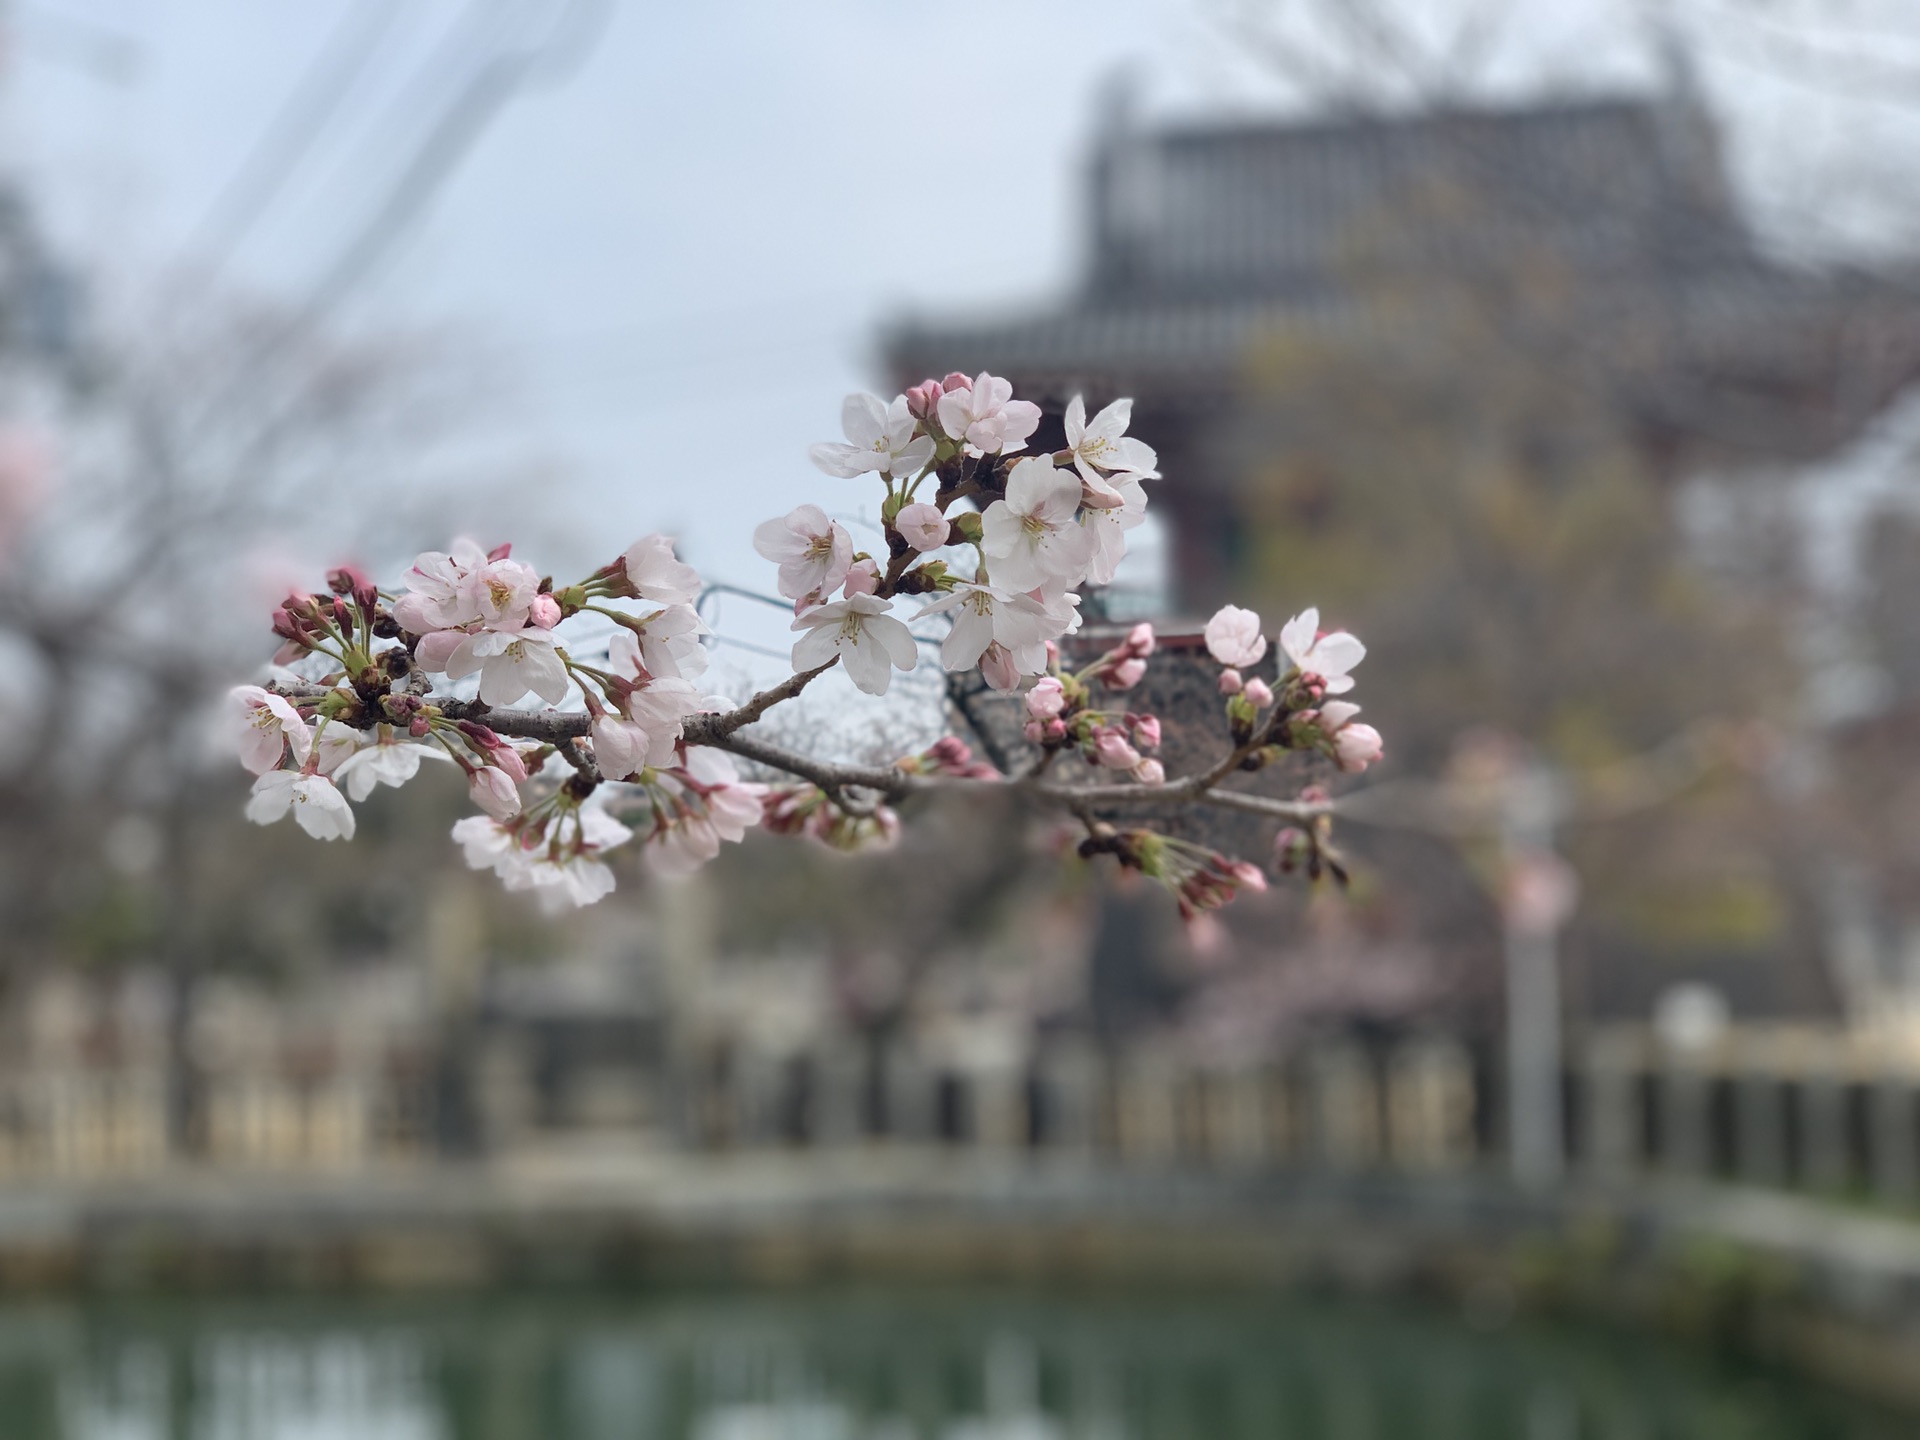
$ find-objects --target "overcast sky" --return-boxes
[11,0,1913,691]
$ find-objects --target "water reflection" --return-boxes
[0,1288,1901,1439]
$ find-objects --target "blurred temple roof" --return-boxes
[888,89,1920,459]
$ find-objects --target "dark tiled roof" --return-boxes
[1082,99,1742,302]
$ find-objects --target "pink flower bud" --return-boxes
[468,767,521,821]
[1334,723,1384,773]
[1092,728,1141,771]
[940,372,972,393]
[895,502,950,553]
[979,642,1021,692]
[842,559,880,597]
[1230,861,1268,892]
[1125,622,1156,658]
[905,380,943,419]
[1218,668,1243,695]
[1109,657,1146,689]
[1131,757,1166,785]
[1024,719,1045,743]
[1045,717,1067,741]
[1025,676,1067,720]
[528,594,563,629]
[1243,677,1274,709]
[408,715,431,737]
[1128,714,1161,749]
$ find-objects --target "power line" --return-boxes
[182,0,407,275]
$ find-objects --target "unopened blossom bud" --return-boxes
[1230,861,1269,892]
[895,502,950,553]
[905,379,943,420]
[1243,677,1274,709]
[468,767,521,821]
[1125,622,1156,658]
[1024,719,1045,744]
[409,715,431,737]
[842,559,880,597]
[1045,717,1067,741]
[1333,722,1384,773]
[1128,714,1161,749]
[980,642,1021,692]
[1218,668,1243,695]
[940,372,972,393]
[1025,675,1067,720]
[1092,728,1141,771]
[1131,757,1165,785]
[1109,657,1146,689]
[528,594,563,629]
[927,736,972,772]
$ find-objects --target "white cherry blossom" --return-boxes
[1065,395,1160,499]
[608,604,709,680]
[622,533,702,605]
[980,457,1091,593]
[393,539,488,633]
[810,393,936,479]
[790,593,918,696]
[1205,605,1268,668]
[753,504,853,603]
[1079,474,1147,587]
[915,582,1078,688]
[593,713,655,780]
[331,726,451,802]
[1280,607,1366,694]
[228,685,313,776]
[466,556,540,629]
[245,770,355,840]
[621,673,706,752]
[443,628,570,707]
[936,373,1041,456]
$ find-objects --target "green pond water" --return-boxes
[0,1287,1901,1439]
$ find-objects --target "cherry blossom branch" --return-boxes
[233,373,1384,920]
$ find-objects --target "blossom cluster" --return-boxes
[761,377,1158,697]
[228,373,1383,926]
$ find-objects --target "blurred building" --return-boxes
[888,74,1920,611]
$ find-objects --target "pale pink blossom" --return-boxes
[245,770,355,840]
[451,815,526,879]
[842,558,880,597]
[810,393,936,479]
[790,594,918,696]
[935,372,1041,455]
[514,807,634,911]
[753,504,853,603]
[608,604,709,680]
[895,502,950,553]
[914,581,1078,688]
[1279,607,1365,695]
[1078,474,1147,586]
[1108,657,1146,689]
[467,557,540,628]
[1025,676,1067,720]
[621,674,706,752]
[1205,605,1267,668]
[1132,757,1166,785]
[331,725,450,802]
[622,533,702,605]
[980,458,1092,592]
[593,714,655,780]
[393,539,488,633]
[443,629,570,707]
[468,767,522,821]
[228,686,314,775]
